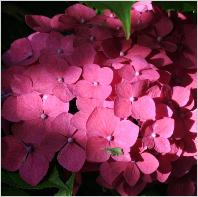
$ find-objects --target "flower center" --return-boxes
[80,18,85,24]
[157,36,162,42]
[135,71,140,76]
[93,81,99,86]
[107,135,114,141]
[42,95,48,100]
[67,137,73,143]
[40,113,48,120]
[25,144,33,153]
[89,36,95,41]
[57,77,64,83]
[57,48,64,54]
[129,96,135,102]
[151,132,156,138]
[120,51,125,57]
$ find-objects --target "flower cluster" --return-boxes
[2,2,197,195]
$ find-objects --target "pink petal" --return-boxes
[131,96,156,121]
[86,107,119,137]
[100,161,127,185]
[153,117,174,138]
[37,132,65,161]
[172,86,190,107]
[17,92,43,120]
[25,15,52,32]
[124,163,140,186]
[2,136,27,171]
[76,97,102,113]
[10,74,33,95]
[43,95,69,117]
[27,64,55,94]
[50,14,68,32]
[71,111,90,131]
[131,56,151,71]
[66,3,96,22]
[137,152,159,174]
[51,113,75,136]
[118,64,135,82]
[73,129,87,149]
[74,80,93,98]
[2,38,32,66]
[140,69,160,82]
[19,151,49,186]
[2,96,20,122]
[154,137,171,153]
[58,143,86,172]
[67,44,96,67]
[115,81,133,98]
[63,66,82,84]
[114,120,139,149]
[114,97,132,118]
[83,64,113,85]
[92,85,112,100]
[12,119,47,145]
[86,137,110,162]
[53,84,74,102]
[126,44,151,59]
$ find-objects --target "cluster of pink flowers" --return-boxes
[2,2,197,195]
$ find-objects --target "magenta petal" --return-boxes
[17,92,43,120]
[25,15,52,32]
[66,3,96,22]
[63,66,82,84]
[131,96,156,121]
[86,137,110,162]
[114,120,139,149]
[2,38,32,66]
[19,151,49,186]
[114,97,132,118]
[153,117,174,138]
[172,86,190,107]
[154,137,171,153]
[51,112,75,136]
[53,84,74,102]
[58,143,86,172]
[43,95,69,117]
[100,161,127,185]
[11,74,33,95]
[2,96,20,122]
[155,17,173,37]
[86,107,119,137]
[126,44,151,59]
[2,136,27,171]
[123,163,140,186]
[137,152,159,174]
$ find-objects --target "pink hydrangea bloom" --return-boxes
[2,131,64,186]
[75,64,113,100]
[141,117,174,153]
[51,113,87,172]
[86,107,139,162]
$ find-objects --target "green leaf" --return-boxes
[105,147,124,156]
[85,1,135,40]
[154,1,197,13]
[55,174,75,196]
[2,165,66,190]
